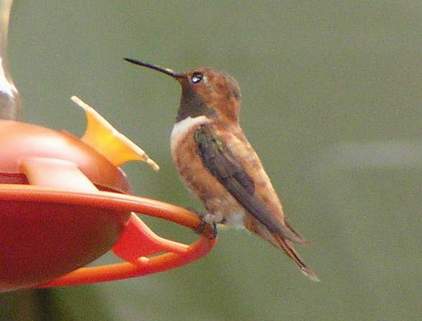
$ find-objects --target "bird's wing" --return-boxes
[194,124,301,243]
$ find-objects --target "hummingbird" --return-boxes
[125,58,318,281]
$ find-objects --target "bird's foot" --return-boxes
[188,209,218,239]
[195,220,217,239]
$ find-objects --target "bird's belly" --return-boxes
[200,193,246,227]
[171,123,246,227]
[179,166,247,227]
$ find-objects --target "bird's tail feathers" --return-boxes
[278,221,308,245]
[283,220,310,245]
[273,235,319,282]
[245,218,318,281]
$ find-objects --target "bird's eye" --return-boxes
[191,72,203,84]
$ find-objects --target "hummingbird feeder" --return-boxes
[0,96,216,292]
[0,0,215,293]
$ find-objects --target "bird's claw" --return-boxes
[187,208,217,239]
[194,219,217,239]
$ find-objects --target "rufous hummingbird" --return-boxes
[125,58,318,281]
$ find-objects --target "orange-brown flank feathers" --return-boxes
[172,115,318,280]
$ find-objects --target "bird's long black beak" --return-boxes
[124,58,184,79]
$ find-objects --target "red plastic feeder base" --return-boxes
[0,184,216,292]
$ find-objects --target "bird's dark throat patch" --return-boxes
[176,86,216,121]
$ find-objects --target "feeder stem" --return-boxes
[0,0,20,120]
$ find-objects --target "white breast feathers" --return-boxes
[170,115,209,152]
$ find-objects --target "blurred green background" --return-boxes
[1,0,421,320]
